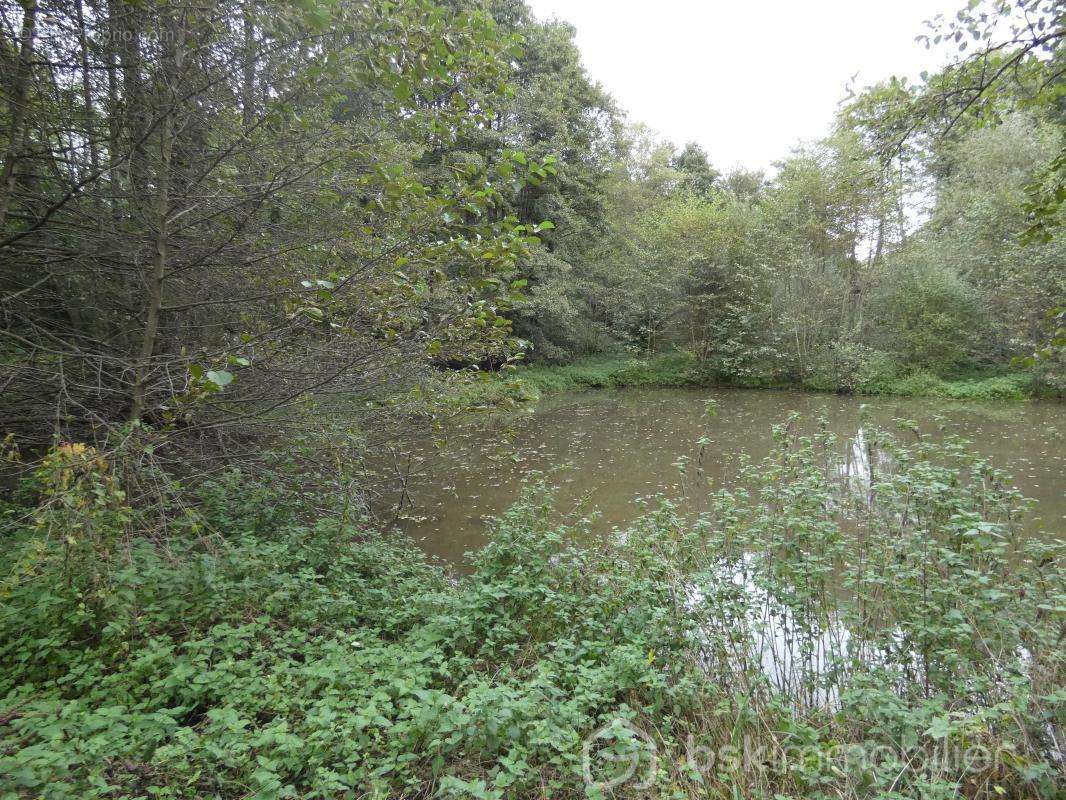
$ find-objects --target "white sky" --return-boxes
[524,0,963,172]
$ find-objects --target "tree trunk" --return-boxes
[76,0,99,177]
[242,2,257,129]
[105,0,123,225]
[129,116,173,423]
[119,4,147,216]
[0,0,38,229]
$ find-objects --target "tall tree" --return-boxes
[0,0,549,458]
[671,141,719,196]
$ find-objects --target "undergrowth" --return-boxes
[458,354,1044,408]
[854,370,1037,401]
[1,423,1062,799]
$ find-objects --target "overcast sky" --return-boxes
[524,0,964,172]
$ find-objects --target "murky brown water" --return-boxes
[382,389,1065,566]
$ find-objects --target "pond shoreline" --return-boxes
[463,354,1055,408]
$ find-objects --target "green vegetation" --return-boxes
[536,102,1064,396]
[452,355,1039,409]
[490,2,1065,397]
[1,0,1061,455]
[801,360,1039,401]
[856,371,1037,401]
[0,1,1063,799]
[513,354,705,394]
[418,355,708,411]
[3,426,1062,799]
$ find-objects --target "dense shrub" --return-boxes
[802,342,898,394]
[867,261,987,374]
[864,370,1036,400]
[508,353,706,396]
[1,427,1062,799]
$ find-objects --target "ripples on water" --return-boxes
[382,388,1065,566]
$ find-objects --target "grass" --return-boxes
[897,372,1034,400]
[421,354,706,412]
[452,353,1043,409]
[515,353,705,394]
[854,369,1038,401]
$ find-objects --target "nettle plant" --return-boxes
[0,420,1062,800]
[684,417,1064,794]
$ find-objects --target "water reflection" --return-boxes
[843,426,870,491]
[383,389,1064,566]
[687,555,854,710]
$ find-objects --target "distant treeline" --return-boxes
[0,0,1062,461]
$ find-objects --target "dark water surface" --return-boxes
[387,389,1065,566]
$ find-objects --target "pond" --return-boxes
[383,389,1065,567]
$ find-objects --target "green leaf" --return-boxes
[205,370,234,388]
[924,716,951,740]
